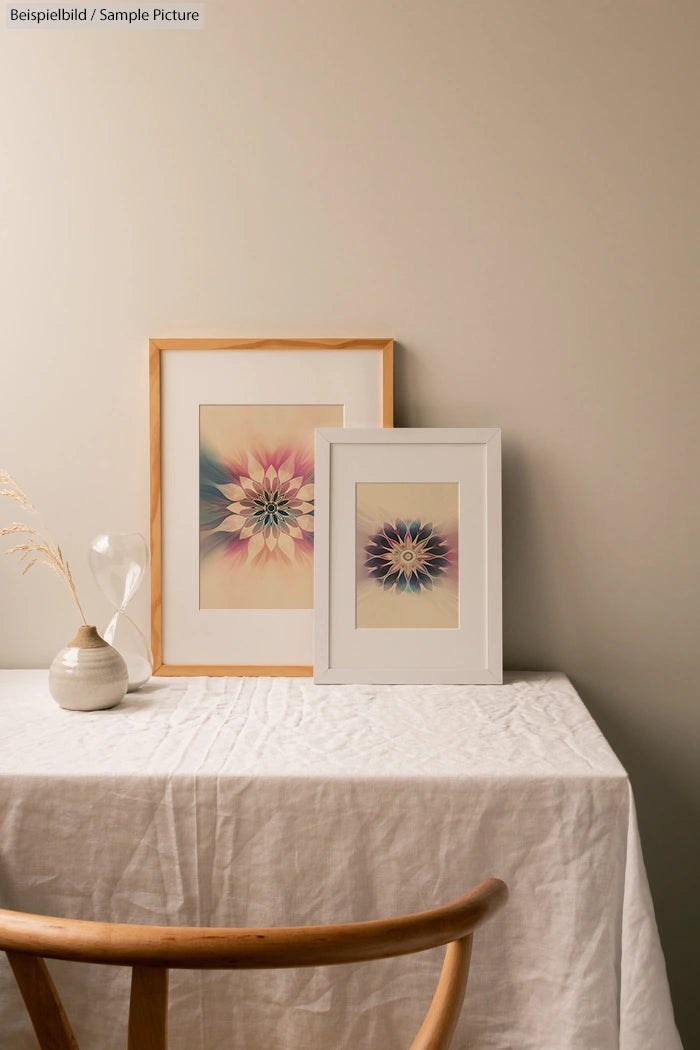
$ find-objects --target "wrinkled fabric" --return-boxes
[0,671,681,1050]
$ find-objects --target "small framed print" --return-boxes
[313,428,502,684]
[150,338,393,676]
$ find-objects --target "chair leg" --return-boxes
[128,965,169,1050]
[409,935,473,1050]
[6,951,80,1050]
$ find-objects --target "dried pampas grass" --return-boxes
[0,469,87,625]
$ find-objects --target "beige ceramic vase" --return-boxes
[48,625,129,711]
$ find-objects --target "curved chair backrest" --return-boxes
[0,877,508,1050]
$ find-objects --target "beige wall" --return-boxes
[1,2,697,1042]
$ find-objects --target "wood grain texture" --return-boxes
[382,339,394,426]
[128,966,168,1050]
[6,951,79,1050]
[409,937,473,1050]
[1,879,506,1050]
[0,880,506,968]
[148,339,163,672]
[150,338,393,352]
[156,664,312,678]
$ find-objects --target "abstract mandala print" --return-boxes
[364,520,451,593]
[200,446,314,565]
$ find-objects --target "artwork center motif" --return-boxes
[356,482,459,629]
[200,404,343,609]
[364,519,451,593]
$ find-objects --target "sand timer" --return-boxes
[89,532,153,691]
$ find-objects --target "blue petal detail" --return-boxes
[364,519,453,594]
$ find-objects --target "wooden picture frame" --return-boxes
[313,427,502,684]
[150,338,393,676]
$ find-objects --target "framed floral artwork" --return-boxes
[150,338,393,675]
[313,428,502,684]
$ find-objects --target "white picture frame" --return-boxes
[150,338,393,676]
[313,428,502,684]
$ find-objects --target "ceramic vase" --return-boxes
[48,625,128,711]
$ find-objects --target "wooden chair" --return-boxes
[0,877,507,1050]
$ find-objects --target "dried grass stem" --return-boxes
[0,470,88,625]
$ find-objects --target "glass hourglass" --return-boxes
[89,533,153,691]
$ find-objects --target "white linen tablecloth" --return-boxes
[0,671,681,1050]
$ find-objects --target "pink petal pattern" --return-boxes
[202,446,316,567]
[247,533,265,561]
[247,456,265,483]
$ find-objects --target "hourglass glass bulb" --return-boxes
[89,533,149,610]
[89,533,152,690]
